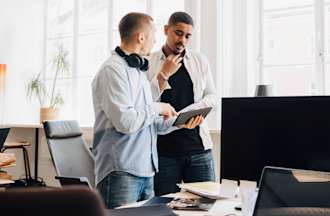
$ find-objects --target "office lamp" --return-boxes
[0,64,6,124]
[0,64,6,90]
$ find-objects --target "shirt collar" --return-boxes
[157,48,191,61]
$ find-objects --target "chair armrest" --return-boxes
[55,176,91,188]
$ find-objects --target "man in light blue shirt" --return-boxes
[92,12,202,209]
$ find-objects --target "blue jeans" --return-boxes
[97,171,154,209]
[154,150,215,196]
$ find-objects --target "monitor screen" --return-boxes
[221,96,330,183]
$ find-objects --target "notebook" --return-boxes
[252,166,330,216]
[0,128,10,149]
[177,180,237,199]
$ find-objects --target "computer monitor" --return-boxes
[221,96,330,183]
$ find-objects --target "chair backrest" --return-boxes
[0,186,107,216]
[43,120,95,188]
[0,128,10,150]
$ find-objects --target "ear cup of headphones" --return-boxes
[115,46,149,71]
[126,53,143,68]
[140,58,149,71]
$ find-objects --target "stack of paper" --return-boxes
[0,153,16,167]
[177,180,238,199]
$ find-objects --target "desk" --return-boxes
[0,123,42,181]
[123,191,242,216]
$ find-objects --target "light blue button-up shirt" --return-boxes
[92,51,176,185]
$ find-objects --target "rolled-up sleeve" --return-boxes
[149,76,171,101]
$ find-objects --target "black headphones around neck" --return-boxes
[115,46,149,71]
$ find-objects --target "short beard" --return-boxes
[165,42,183,55]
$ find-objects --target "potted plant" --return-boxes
[27,44,70,122]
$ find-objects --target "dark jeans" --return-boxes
[154,150,215,196]
[97,171,154,209]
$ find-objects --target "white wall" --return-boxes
[186,0,221,131]
[200,0,221,131]
[220,0,259,98]
[0,0,44,124]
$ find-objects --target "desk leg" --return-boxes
[34,128,39,180]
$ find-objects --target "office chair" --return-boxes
[43,120,95,188]
[0,186,107,216]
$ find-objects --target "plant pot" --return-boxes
[40,107,59,123]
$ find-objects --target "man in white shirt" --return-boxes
[147,12,218,195]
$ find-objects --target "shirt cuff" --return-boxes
[163,116,176,123]
[152,102,163,115]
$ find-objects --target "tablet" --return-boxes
[173,107,212,126]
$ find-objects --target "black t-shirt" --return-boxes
[158,61,204,157]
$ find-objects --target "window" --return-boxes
[45,0,184,125]
[261,0,316,96]
[324,0,330,93]
[223,0,330,98]
[76,0,109,125]
[256,0,330,96]
[46,0,74,120]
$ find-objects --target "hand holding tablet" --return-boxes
[173,107,212,126]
